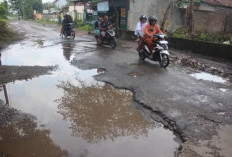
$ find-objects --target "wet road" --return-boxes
[0,20,232,157]
[0,20,179,157]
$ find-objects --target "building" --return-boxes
[193,0,232,34]
[89,0,183,32]
[128,0,183,32]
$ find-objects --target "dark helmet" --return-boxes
[139,15,147,21]
[64,14,68,18]
[148,16,158,25]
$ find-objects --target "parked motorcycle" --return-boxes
[95,28,117,49]
[61,23,75,40]
[138,33,170,68]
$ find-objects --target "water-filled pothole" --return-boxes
[0,39,180,157]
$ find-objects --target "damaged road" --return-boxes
[0,20,232,157]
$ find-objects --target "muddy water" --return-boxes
[0,39,179,157]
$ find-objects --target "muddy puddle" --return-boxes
[0,39,179,157]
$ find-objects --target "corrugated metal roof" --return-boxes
[202,0,232,8]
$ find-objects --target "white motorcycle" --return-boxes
[95,28,117,49]
[138,33,170,68]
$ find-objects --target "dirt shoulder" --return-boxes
[0,65,57,85]
[0,20,24,50]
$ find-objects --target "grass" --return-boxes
[0,18,9,23]
[0,19,21,49]
[77,24,93,32]
[169,26,232,44]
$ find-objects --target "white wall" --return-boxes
[69,5,84,13]
[128,0,183,31]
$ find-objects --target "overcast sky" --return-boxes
[42,0,54,3]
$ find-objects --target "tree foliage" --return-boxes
[22,0,34,19]
[33,0,43,13]
[42,2,56,10]
[9,0,23,15]
[0,0,9,19]
[9,0,43,19]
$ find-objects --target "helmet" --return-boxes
[64,14,68,18]
[148,16,158,25]
[139,15,147,21]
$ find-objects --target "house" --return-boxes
[89,0,183,32]
[199,0,232,12]
[128,0,183,32]
[55,0,87,21]
[69,0,86,21]
[193,0,232,34]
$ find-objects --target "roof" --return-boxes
[202,0,232,8]
[178,0,201,9]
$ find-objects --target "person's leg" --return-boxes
[138,37,144,50]
[60,26,64,36]
[147,39,154,59]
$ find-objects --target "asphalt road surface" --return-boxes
[0,20,232,157]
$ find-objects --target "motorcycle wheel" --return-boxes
[71,31,75,40]
[110,38,116,49]
[63,31,67,39]
[159,54,169,68]
[138,50,145,60]
[96,37,102,46]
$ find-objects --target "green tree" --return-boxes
[42,2,56,10]
[9,0,23,17]
[33,0,43,13]
[0,0,8,19]
[22,0,34,19]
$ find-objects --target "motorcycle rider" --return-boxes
[143,16,163,59]
[134,15,147,41]
[60,14,72,36]
[100,15,112,37]
[95,15,103,36]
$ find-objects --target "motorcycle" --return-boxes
[61,23,75,40]
[95,28,117,49]
[138,33,170,68]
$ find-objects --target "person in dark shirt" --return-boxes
[60,14,73,36]
[95,16,103,36]
[100,15,112,37]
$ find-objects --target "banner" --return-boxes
[97,1,109,12]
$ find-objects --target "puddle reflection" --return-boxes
[62,42,75,61]
[0,85,9,105]
[0,105,68,157]
[57,81,152,143]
